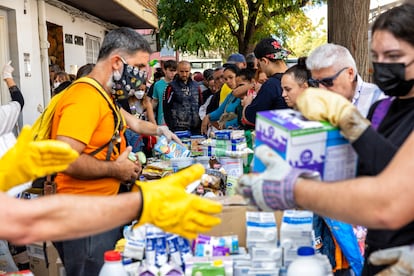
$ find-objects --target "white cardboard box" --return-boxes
[254,109,357,181]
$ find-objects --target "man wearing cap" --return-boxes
[241,38,288,127]
[227,53,247,69]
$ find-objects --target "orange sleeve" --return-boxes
[52,83,114,153]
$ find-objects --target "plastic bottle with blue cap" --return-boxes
[287,246,326,276]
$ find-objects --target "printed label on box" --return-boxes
[254,109,357,181]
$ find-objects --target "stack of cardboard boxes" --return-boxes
[26,242,64,276]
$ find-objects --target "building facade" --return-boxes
[0,0,157,126]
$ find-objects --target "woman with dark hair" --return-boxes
[201,64,241,134]
[291,3,414,275]
[281,57,311,107]
[52,71,72,95]
[76,63,95,79]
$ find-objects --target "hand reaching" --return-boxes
[2,60,13,80]
[296,88,370,142]
[114,147,141,182]
[156,125,182,145]
[369,244,414,276]
[134,164,222,239]
[237,144,320,210]
[0,126,79,191]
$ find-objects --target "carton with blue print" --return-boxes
[253,109,357,182]
[253,109,364,274]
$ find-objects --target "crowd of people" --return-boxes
[0,2,413,276]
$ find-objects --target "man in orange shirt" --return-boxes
[50,27,196,275]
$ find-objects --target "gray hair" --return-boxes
[97,27,152,61]
[306,43,357,77]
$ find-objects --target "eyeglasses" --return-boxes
[308,67,348,88]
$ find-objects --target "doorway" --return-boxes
[47,22,64,71]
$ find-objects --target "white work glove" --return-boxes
[296,88,370,142]
[369,244,414,276]
[2,61,13,80]
[156,125,182,145]
[237,144,320,210]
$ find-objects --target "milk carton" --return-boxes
[279,210,314,267]
[254,109,357,181]
[254,110,363,273]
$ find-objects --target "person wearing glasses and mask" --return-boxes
[50,27,185,275]
[307,43,385,117]
[239,3,414,275]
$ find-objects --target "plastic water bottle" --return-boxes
[287,246,325,276]
[99,250,128,276]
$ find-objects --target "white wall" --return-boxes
[45,4,107,74]
[0,0,44,126]
[0,0,108,126]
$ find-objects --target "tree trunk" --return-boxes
[328,0,371,81]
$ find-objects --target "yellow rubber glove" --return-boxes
[296,88,370,142]
[0,125,79,191]
[134,164,223,239]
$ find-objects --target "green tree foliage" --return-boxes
[158,0,325,56]
[286,17,327,57]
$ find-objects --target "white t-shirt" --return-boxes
[0,101,20,136]
[0,101,27,196]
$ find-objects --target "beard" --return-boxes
[106,73,114,93]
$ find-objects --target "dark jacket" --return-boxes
[163,77,202,134]
[353,97,414,275]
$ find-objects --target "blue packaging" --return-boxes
[174,130,192,139]
[214,130,232,140]
[146,231,168,268]
[154,136,191,159]
[166,235,182,267]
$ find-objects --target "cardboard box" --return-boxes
[204,195,248,247]
[254,109,357,181]
[27,242,61,276]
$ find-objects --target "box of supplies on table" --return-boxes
[253,109,357,181]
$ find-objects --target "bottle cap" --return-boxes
[297,246,315,256]
[104,250,122,261]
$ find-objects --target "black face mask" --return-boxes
[112,59,145,101]
[373,61,414,97]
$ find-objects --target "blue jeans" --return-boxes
[124,128,143,153]
[53,226,123,276]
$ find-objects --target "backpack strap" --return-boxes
[74,77,125,161]
[371,97,394,131]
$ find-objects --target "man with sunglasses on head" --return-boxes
[306,43,385,117]
[49,27,197,275]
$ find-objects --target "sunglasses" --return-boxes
[308,67,348,88]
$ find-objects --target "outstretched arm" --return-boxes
[295,130,414,229]
[0,165,222,244]
[0,192,141,245]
